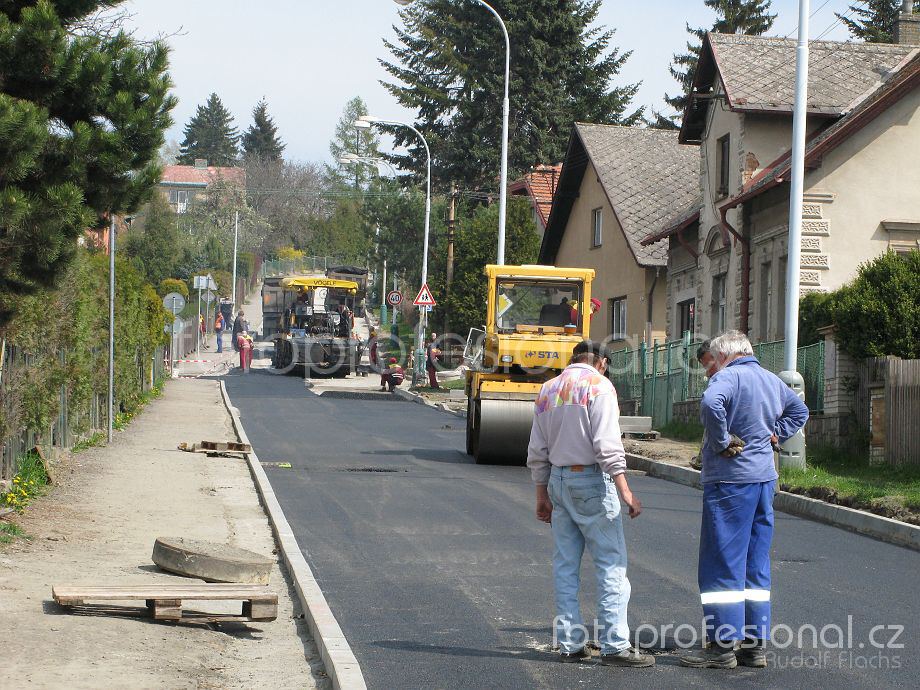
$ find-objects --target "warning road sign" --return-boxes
[387,290,403,307]
[413,283,437,307]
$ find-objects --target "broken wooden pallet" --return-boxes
[52,583,277,622]
[178,440,252,454]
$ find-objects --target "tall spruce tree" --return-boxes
[658,0,776,129]
[837,1,919,44]
[325,96,380,190]
[177,93,239,166]
[242,99,285,162]
[0,0,176,325]
[381,0,640,192]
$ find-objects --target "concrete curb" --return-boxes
[219,381,367,690]
[626,453,920,552]
[393,387,466,418]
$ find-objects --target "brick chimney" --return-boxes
[894,0,920,45]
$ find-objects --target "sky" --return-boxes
[122,0,855,165]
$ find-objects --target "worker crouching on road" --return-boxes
[527,340,653,668]
[237,331,254,372]
[381,357,405,392]
[681,330,808,670]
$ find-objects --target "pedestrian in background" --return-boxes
[527,339,653,668]
[199,314,207,349]
[214,311,225,353]
[425,334,441,389]
[689,340,719,471]
[232,311,247,352]
[681,330,808,670]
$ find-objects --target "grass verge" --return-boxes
[658,419,705,443]
[780,444,920,525]
[0,522,28,545]
[2,450,50,512]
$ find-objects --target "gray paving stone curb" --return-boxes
[626,453,920,552]
[220,381,367,690]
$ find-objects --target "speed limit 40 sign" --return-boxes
[387,290,403,307]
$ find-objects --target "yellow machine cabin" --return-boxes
[466,265,596,463]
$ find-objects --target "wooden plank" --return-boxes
[151,598,182,621]
[242,599,278,621]
[53,584,275,602]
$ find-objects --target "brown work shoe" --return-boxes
[599,647,655,667]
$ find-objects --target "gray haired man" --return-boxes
[682,331,808,669]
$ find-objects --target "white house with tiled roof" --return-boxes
[159,162,246,214]
[642,29,920,344]
[539,124,699,349]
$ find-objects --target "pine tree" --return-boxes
[177,93,239,167]
[0,0,176,325]
[837,1,919,44]
[381,0,640,192]
[660,1,776,128]
[242,99,285,162]
[325,96,380,190]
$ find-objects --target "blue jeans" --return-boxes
[547,465,631,654]
[216,330,223,353]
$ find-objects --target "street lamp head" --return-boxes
[353,119,372,129]
[339,153,360,164]
[393,0,413,5]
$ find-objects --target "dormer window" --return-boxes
[717,134,730,198]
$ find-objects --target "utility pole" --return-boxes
[444,183,457,337]
[381,257,388,327]
[231,210,239,312]
[779,0,810,470]
[107,215,115,443]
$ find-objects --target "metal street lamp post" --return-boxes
[393,0,510,264]
[355,115,431,385]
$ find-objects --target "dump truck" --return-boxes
[465,264,596,464]
[271,276,361,377]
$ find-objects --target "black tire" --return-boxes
[466,398,475,456]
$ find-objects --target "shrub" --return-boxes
[158,278,189,300]
[831,250,919,359]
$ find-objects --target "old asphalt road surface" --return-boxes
[223,367,919,689]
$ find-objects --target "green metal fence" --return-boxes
[608,336,824,427]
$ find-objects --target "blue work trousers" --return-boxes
[698,480,775,642]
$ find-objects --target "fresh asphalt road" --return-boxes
[224,368,920,689]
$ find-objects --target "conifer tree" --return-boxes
[325,96,380,190]
[837,1,919,44]
[381,0,640,191]
[177,93,239,166]
[659,1,776,129]
[0,0,176,325]
[242,99,285,162]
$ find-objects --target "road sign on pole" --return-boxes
[413,283,436,307]
[387,290,403,307]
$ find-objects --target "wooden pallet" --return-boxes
[52,583,277,622]
[177,440,252,455]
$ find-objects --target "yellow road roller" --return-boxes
[465,264,596,464]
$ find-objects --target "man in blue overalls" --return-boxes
[681,331,808,669]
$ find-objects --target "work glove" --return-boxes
[719,434,746,458]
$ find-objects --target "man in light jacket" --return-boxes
[527,340,653,668]
[681,330,808,670]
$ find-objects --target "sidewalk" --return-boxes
[0,379,325,689]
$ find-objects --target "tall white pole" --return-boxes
[107,216,115,443]
[231,210,239,313]
[784,0,810,370]
[381,257,388,326]
[196,284,202,357]
[471,0,510,265]
[779,0,810,470]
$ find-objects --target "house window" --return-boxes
[712,274,727,334]
[759,261,773,339]
[591,208,603,247]
[678,298,695,337]
[168,189,190,214]
[716,134,730,198]
[610,297,627,340]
